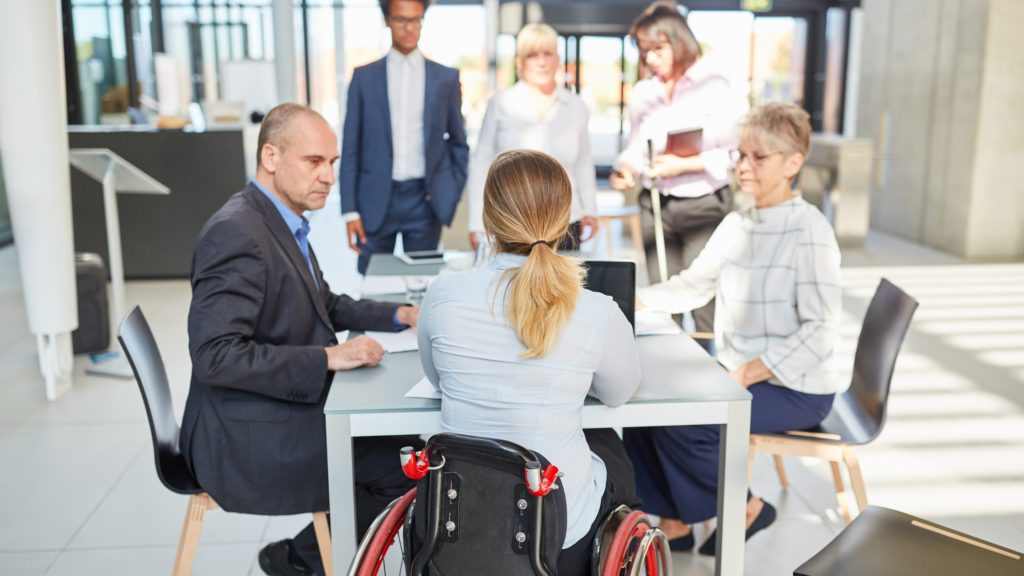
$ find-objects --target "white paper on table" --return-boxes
[364,327,418,353]
[358,276,406,295]
[405,376,441,399]
[358,275,439,296]
[635,308,684,336]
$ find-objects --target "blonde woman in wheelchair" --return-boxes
[417,150,643,575]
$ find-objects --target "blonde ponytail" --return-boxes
[483,150,586,358]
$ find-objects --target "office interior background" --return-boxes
[1,0,1023,574]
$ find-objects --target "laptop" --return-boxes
[582,260,636,333]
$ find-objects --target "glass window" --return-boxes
[578,36,625,165]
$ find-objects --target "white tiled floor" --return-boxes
[1,221,1023,575]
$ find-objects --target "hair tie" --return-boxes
[530,240,548,249]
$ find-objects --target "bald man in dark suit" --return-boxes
[181,104,420,576]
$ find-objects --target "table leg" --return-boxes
[326,414,357,576]
[716,399,751,576]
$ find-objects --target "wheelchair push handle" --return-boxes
[525,461,560,497]
[400,446,430,480]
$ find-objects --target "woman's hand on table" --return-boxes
[635,296,646,311]
[397,306,419,328]
[728,358,773,388]
[645,154,704,179]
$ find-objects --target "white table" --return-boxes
[325,256,752,576]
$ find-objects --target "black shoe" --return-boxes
[259,539,317,576]
[697,501,777,556]
[668,531,695,552]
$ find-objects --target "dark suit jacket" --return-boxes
[339,56,469,234]
[180,184,402,515]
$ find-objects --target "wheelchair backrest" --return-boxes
[410,434,567,576]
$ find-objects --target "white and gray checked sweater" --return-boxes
[639,196,844,395]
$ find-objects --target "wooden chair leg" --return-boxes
[830,461,852,525]
[313,511,333,576]
[172,493,212,576]
[628,214,646,267]
[601,217,615,258]
[842,446,869,513]
[773,455,789,489]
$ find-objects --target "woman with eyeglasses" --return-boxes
[624,102,844,554]
[468,23,600,253]
[610,0,746,333]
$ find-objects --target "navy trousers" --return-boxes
[357,179,443,275]
[623,382,834,524]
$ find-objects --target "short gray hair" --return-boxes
[256,103,324,169]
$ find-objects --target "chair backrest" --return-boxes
[410,433,566,576]
[843,278,918,443]
[118,305,202,494]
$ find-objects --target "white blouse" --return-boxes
[467,82,598,232]
[638,197,844,395]
[417,253,641,546]
[615,58,747,198]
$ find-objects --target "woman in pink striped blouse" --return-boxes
[610,1,746,333]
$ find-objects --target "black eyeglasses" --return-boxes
[387,15,423,27]
[729,149,783,167]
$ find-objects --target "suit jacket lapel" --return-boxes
[257,198,334,331]
[423,60,439,150]
[372,58,393,151]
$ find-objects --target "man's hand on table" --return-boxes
[397,306,419,328]
[326,335,385,371]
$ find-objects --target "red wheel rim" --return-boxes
[357,488,417,576]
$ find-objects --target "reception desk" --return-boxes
[68,126,247,279]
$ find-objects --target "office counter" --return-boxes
[68,126,246,279]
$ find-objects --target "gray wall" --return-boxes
[855,0,1024,260]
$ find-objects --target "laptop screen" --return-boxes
[582,260,636,333]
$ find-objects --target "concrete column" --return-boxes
[272,0,299,104]
[0,0,78,400]
[855,0,1024,260]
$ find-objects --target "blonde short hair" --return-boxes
[743,102,812,157]
[516,23,558,58]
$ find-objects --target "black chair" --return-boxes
[749,279,919,524]
[118,306,333,576]
[794,506,1021,575]
[349,433,671,576]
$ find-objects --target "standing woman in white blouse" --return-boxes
[610,1,746,332]
[467,23,599,251]
[624,103,843,555]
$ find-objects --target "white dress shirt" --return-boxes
[467,82,598,232]
[615,58,747,198]
[343,48,427,223]
[417,253,641,546]
[388,48,426,180]
[638,197,844,395]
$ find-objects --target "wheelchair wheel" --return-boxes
[354,488,417,576]
[600,510,670,576]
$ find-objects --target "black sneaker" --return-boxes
[259,539,317,576]
[668,531,695,552]
[697,501,777,556]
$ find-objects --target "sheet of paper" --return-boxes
[405,376,441,399]
[365,327,418,353]
[358,275,406,296]
[358,275,439,296]
[635,308,684,336]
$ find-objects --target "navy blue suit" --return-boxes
[340,56,469,273]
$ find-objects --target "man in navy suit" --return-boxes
[340,0,469,274]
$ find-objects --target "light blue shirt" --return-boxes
[254,181,318,289]
[254,181,407,330]
[417,253,641,546]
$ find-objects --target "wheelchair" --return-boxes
[348,433,671,576]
